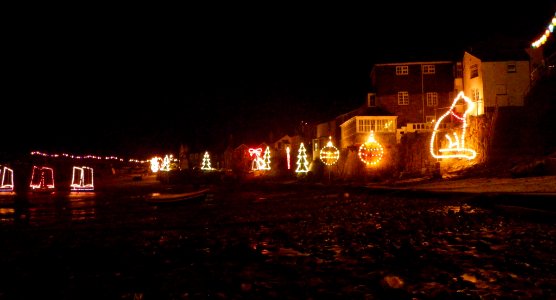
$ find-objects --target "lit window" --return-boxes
[426,92,438,106]
[423,65,435,74]
[398,91,409,105]
[395,65,408,75]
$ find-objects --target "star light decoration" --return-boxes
[320,136,339,166]
[358,131,384,166]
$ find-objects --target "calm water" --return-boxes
[1,185,555,299]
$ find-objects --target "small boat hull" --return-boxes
[146,188,209,204]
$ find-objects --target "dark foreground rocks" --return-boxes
[0,183,555,299]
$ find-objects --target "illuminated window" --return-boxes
[398,91,409,105]
[426,92,438,106]
[423,65,435,74]
[472,88,480,101]
[470,64,478,78]
[507,63,516,73]
[395,65,408,75]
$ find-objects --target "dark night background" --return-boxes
[5,2,556,159]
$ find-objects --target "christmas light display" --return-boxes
[70,166,94,192]
[262,146,271,170]
[248,148,265,171]
[286,146,291,170]
[29,166,55,191]
[160,155,172,171]
[358,131,384,166]
[296,143,309,173]
[31,151,149,164]
[430,91,477,160]
[201,151,212,170]
[150,157,161,173]
[531,12,555,48]
[320,136,340,166]
[0,166,14,192]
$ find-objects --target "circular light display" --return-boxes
[358,131,384,166]
[320,137,339,166]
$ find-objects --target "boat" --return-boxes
[146,188,210,204]
[29,166,56,194]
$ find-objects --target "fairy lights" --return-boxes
[358,131,384,166]
[531,12,556,48]
[430,91,477,160]
[29,166,55,191]
[0,166,14,192]
[31,151,149,163]
[320,136,339,166]
[296,143,310,173]
[70,166,94,191]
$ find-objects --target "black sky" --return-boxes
[5,2,555,158]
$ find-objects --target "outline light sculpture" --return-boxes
[262,146,271,170]
[320,136,339,166]
[0,166,14,192]
[29,166,55,192]
[70,166,94,192]
[248,148,265,171]
[201,151,212,170]
[296,143,309,173]
[286,146,291,170]
[430,91,477,160]
[358,131,384,166]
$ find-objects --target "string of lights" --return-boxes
[531,12,556,48]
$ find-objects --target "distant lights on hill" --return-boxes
[30,151,149,163]
[531,12,556,48]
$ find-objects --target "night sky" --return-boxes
[5,3,555,159]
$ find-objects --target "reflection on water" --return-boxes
[0,207,15,224]
[68,193,97,221]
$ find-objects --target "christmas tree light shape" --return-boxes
[320,136,339,166]
[296,143,309,173]
[160,154,171,171]
[70,166,94,192]
[29,166,55,191]
[430,91,477,160]
[249,148,265,171]
[358,131,384,166]
[201,151,212,170]
[0,166,14,192]
[262,146,271,170]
